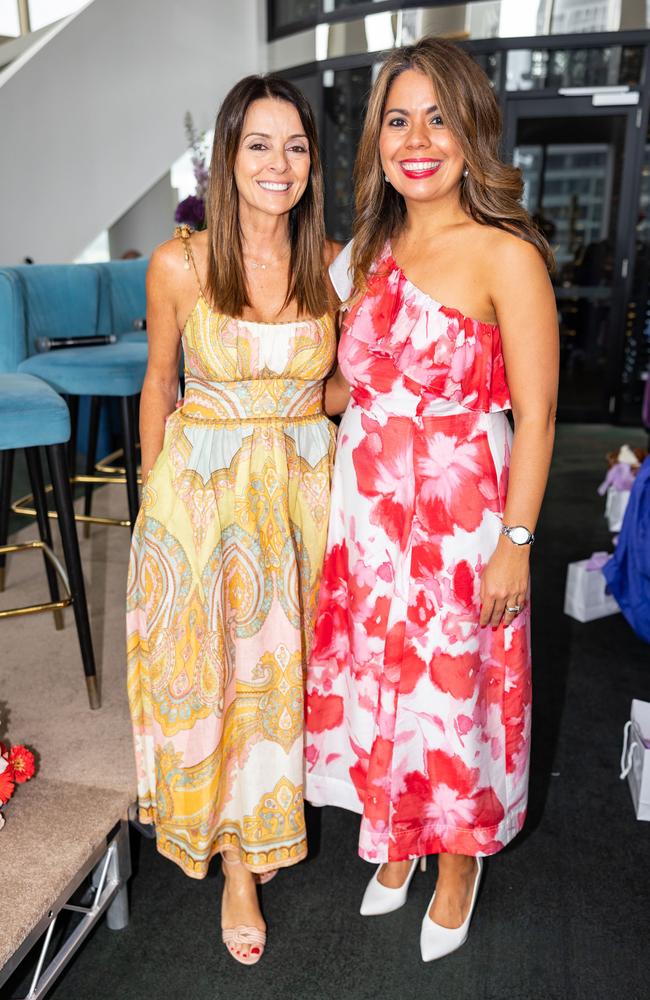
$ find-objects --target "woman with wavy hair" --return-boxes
[306,37,558,961]
[127,75,338,965]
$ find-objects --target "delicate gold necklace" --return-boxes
[244,246,291,271]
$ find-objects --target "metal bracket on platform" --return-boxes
[0,819,132,999]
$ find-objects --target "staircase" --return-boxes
[0,0,263,264]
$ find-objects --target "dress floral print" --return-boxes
[305,246,531,862]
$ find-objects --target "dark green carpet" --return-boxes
[9,425,650,1000]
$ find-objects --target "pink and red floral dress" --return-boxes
[305,245,531,862]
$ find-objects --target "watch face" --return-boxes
[509,526,530,545]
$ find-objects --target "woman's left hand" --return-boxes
[479,536,530,628]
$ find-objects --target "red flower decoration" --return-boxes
[9,745,35,784]
[0,760,15,804]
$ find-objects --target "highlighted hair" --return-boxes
[351,37,554,295]
[205,75,329,318]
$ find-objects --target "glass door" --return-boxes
[505,97,639,422]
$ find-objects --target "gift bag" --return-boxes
[564,557,620,622]
[620,700,650,821]
[605,486,631,533]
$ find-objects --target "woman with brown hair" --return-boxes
[127,75,338,965]
[306,37,558,961]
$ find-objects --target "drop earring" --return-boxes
[384,174,390,183]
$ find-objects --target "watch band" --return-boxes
[500,524,535,546]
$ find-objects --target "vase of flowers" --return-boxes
[174,111,210,231]
[0,738,36,829]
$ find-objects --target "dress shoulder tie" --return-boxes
[175,224,208,301]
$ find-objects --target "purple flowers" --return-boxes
[175,112,210,230]
[175,195,206,231]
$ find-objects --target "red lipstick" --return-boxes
[399,159,442,179]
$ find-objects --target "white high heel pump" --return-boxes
[360,857,427,916]
[420,857,482,962]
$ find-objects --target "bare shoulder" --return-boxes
[147,236,186,284]
[482,225,547,278]
[324,238,345,268]
[147,230,209,304]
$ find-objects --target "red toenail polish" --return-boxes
[251,947,260,954]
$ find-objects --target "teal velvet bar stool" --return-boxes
[81,259,149,526]
[9,264,147,531]
[95,258,149,343]
[0,372,99,709]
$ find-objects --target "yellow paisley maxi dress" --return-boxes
[126,289,336,879]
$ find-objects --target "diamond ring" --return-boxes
[506,604,522,614]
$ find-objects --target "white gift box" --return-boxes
[605,486,631,532]
[620,700,650,821]
[563,559,620,622]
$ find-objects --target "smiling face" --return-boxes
[379,68,465,205]
[234,97,311,219]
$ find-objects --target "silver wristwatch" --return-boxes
[500,524,535,546]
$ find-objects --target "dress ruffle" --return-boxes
[343,251,510,413]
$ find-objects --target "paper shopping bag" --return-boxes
[564,559,620,622]
[620,700,650,821]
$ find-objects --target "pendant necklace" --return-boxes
[244,247,290,271]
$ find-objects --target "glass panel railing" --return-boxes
[268,1,650,42]
[271,0,320,33]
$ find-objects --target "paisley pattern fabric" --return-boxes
[127,295,336,878]
[305,247,532,862]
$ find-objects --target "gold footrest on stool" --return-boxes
[11,473,139,530]
[94,447,130,476]
[0,539,71,632]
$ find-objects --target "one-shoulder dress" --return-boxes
[127,276,336,878]
[305,246,531,863]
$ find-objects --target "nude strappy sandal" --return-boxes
[221,853,267,965]
[221,925,267,965]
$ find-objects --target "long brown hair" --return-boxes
[205,75,329,318]
[351,37,554,294]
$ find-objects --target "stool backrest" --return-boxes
[14,264,108,358]
[93,259,148,336]
[0,269,26,373]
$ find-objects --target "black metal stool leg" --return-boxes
[25,446,64,631]
[67,395,80,475]
[83,395,102,538]
[0,449,15,592]
[47,442,100,709]
[120,395,139,533]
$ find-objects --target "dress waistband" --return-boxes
[180,377,324,423]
